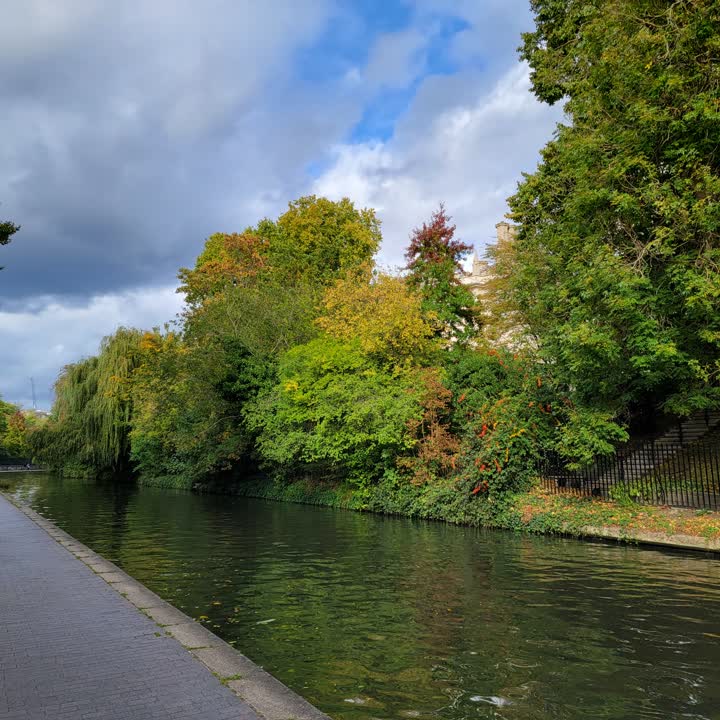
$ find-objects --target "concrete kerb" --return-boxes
[582,524,720,553]
[3,494,331,720]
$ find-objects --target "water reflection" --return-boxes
[7,473,720,719]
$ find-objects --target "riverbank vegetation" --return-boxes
[28,0,720,526]
[0,398,43,463]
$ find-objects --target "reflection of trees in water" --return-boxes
[17,474,720,720]
[24,474,137,562]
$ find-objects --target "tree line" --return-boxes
[27,0,720,509]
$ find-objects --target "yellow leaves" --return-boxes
[317,269,436,366]
[139,331,161,352]
[283,380,299,393]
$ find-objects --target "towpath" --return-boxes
[0,494,326,720]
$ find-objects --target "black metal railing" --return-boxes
[539,438,720,510]
[0,463,43,473]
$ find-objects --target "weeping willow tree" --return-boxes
[31,328,144,476]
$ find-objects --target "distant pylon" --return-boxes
[30,377,37,410]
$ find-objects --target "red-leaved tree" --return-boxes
[405,205,479,342]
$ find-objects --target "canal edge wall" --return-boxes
[577,523,720,553]
[2,493,332,720]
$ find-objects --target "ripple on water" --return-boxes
[8,473,720,720]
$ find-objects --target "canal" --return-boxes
[5,472,720,719]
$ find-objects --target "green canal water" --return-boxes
[5,472,720,719]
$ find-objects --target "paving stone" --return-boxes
[143,604,190,627]
[86,560,118,574]
[228,672,330,720]
[98,571,127,584]
[165,622,226,649]
[191,645,257,679]
[0,495,262,720]
[111,582,165,609]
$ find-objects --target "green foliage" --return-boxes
[317,268,438,369]
[505,0,720,460]
[247,336,422,488]
[0,397,31,461]
[46,19,720,512]
[444,347,556,495]
[178,232,268,307]
[261,195,381,286]
[185,279,319,358]
[31,328,144,475]
[130,330,276,487]
[0,397,15,437]
[2,411,29,459]
[0,215,20,270]
[151,196,383,486]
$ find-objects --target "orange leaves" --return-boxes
[178,232,267,306]
[398,369,459,485]
[471,480,489,495]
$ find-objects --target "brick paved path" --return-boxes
[0,494,260,720]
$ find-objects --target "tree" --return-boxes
[130,327,277,487]
[32,328,144,475]
[178,232,268,307]
[405,205,479,342]
[144,195,385,486]
[0,216,19,271]
[3,411,29,459]
[0,397,25,460]
[444,346,558,494]
[317,268,437,369]
[263,195,382,287]
[247,336,421,487]
[506,0,720,456]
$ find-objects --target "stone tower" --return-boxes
[494,220,517,248]
[459,221,517,299]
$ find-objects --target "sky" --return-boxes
[0,0,563,410]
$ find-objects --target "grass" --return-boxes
[515,488,720,540]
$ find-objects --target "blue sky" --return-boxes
[0,0,563,408]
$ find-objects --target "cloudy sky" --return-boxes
[0,0,563,409]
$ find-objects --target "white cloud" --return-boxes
[313,62,564,265]
[364,28,427,90]
[0,286,184,409]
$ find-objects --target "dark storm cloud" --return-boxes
[0,0,343,304]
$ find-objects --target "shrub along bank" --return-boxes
[220,474,720,547]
